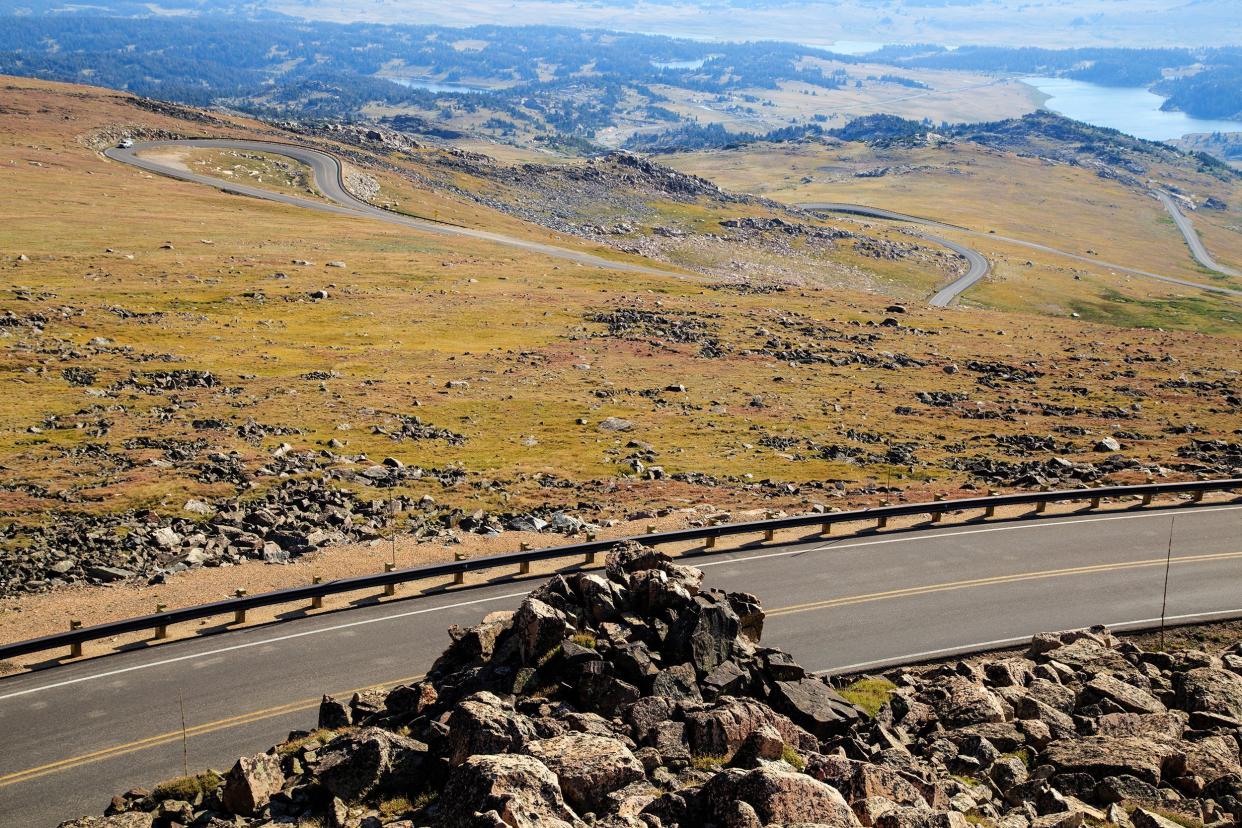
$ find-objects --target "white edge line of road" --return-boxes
[0,591,529,702]
[2,502,1239,701]
[695,502,1242,569]
[817,607,1242,675]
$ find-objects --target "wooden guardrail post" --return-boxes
[68,620,82,658]
[454,551,466,584]
[383,563,396,597]
[763,513,775,542]
[233,590,247,624]
[1193,490,1205,503]
[705,534,717,549]
[1090,494,1102,510]
[1142,492,1153,506]
[985,491,998,518]
[820,520,833,535]
[930,496,946,523]
[519,543,532,575]
[585,532,598,564]
[311,576,323,609]
[1035,486,1049,513]
[154,603,168,640]
[876,501,890,529]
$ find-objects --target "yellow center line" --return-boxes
[0,674,423,788]
[7,549,1242,788]
[765,550,1242,618]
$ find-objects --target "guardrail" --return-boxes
[2,478,1238,663]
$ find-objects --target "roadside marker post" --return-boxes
[233,590,247,625]
[154,604,168,640]
[383,563,397,597]
[311,576,323,610]
[68,620,82,659]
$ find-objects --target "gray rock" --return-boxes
[441,754,582,828]
[221,752,283,816]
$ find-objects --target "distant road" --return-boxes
[803,200,1242,301]
[801,202,990,306]
[106,139,683,278]
[2,503,1240,825]
[1155,191,1241,278]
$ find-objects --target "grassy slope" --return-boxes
[0,75,1239,544]
[661,140,1242,329]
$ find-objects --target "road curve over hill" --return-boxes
[105,139,684,278]
[801,202,990,307]
[2,503,1241,825]
[1155,191,1242,278]
[803,201,1242,302]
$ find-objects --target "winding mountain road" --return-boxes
[1155,191,1241,278]
[800,202,990,306]
[803,201,1242,303]
[106,139,683,278]
[2,502,1240,825]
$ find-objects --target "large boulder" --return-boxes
[313,727,426,801]
[1041,736,1182,785]
[221,752,283,816]
[769,678,864,738]
[512,597,569,666]
[926,676,1008,727]
[698,766,863,827]
[523,732,645,814]
[1174,667,1242,720]
[441,754,583,828]
[1083,674,1165,715]
[685,696,818,760]
[805,754,930,808]
[448,692,539,766]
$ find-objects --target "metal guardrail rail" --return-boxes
[2,478,1238,662]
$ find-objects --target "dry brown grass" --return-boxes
[0,76,1239,634]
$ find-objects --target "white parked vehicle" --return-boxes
[118,138,134,149]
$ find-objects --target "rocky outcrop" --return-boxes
[71,551,1242,828]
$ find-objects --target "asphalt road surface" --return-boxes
[803,201,1242,302]
[105,139,683,279]
[2,503,1240,826]
[800,202,989,307]
[1155,191,1242,278]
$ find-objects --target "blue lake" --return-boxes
[387,77,492,94]
[1023,76,1242,141]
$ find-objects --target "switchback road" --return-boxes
[106,139,684,279]
[2,503,1240,825]
[800,202,989,307]
[803,201,1242,303]
[1155,191,1241,279]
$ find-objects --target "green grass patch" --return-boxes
[838,677,897,718]
[781,744,805,771]
[151,769,223,802]
[570,631,598,648]
[691,753,727,771]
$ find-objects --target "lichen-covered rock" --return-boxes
[1174,666,1242,719]
[524,732,645,813]
[221,752,283,816]
[698,766,863,827]
[313,727,425,801]
[441,753,582,828]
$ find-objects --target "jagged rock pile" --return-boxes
[69,547,1242,828]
